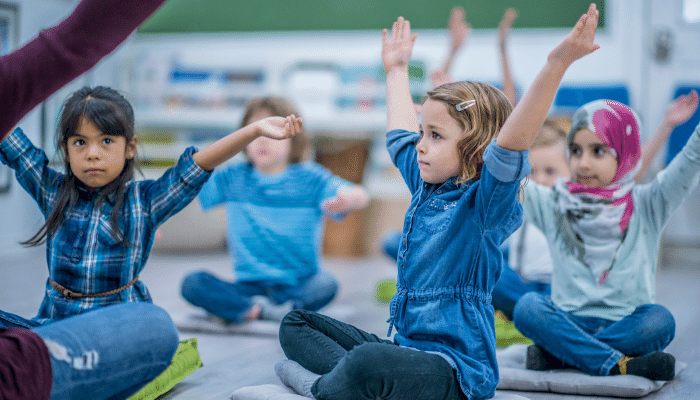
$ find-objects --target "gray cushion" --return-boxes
[230,384,531,400]
[497,344,686,397]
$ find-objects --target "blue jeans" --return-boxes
[1,302,178,400]
[181,269,338,323]
[491,265,550,321]
[279,310,467,400]
[0,308,44,329]
[513,292,675,376]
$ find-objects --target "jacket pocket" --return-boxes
[418,199,457,234]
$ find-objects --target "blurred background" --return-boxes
[1,0,699,261]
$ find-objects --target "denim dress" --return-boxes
[386,129,530,400]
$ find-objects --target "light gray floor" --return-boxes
[2,245,699,400]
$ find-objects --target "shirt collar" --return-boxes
[422,177,462,194]
[76,181,118,205]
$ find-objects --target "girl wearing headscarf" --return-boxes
[513,99,700,381]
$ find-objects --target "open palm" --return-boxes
[382,17,418,74]
[548,4,600,67]
[665,90,699,126]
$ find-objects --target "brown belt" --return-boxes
[50,276,139,299]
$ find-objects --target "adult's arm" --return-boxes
[0,0,168,140]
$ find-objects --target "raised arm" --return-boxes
[192,116,302,171]
[441,7,471,81]
[496,3,600,151]
[382,17,420,133]
[0,0,169,141]
[635,90,699,181]
[429,7,471,88]
[498,8,518,106]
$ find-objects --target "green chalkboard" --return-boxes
[138,0,605,33]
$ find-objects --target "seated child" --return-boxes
[496,93,699,321]
[513,92,700,381]
[381,6,518,261]
[0,86,301,327]
[274,6,600,399]
[181,97,369,323]
[491,120,568,320]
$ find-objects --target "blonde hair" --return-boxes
[240,96,311,163]
[532,119,567,149]
[425,81,513,184]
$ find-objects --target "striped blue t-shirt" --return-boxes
[199,162,352,285]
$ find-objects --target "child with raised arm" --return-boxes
[492,120,568,321]
[274,5,600,400]
[0,1,187,398]
[181,97,369,324]
[0,86,301,328]
[513,91,700,381]
[495,92,699,322]
[381,6,518,259]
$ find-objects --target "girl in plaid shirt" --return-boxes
[0,86,302,328]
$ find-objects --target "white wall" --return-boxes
[0,0,695,255]
[123,1,657,135]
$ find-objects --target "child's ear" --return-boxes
[125,136,138,160]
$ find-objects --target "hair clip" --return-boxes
[456,100,476,111]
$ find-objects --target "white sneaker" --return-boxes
[252,296,294,321]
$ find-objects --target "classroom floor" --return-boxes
[2,245,699,400]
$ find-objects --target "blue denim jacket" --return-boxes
[386,129,530,400]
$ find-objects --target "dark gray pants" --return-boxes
[279,310,467,400]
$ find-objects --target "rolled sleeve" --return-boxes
[143,146,211,226]
[177,147,211,188]
[482,138,531,183]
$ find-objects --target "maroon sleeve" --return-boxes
[0,328,52,400]
[0,0,168,140]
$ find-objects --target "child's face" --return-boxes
[416,98,463,184]
[569,128,618,188]
[245,108,292,174]
[529,141,570,187]
[64,117,136,188]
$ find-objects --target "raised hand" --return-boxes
[255,115,302,140]
[548,3,600,67]
[498,8,518,49]
[382,16,419,74]
[664,90,699,127]
[448,6,471,53]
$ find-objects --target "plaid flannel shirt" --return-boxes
[0,128,210,323]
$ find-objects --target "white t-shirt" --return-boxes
[508,222,553,284]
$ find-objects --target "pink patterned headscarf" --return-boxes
[553,100,642,284]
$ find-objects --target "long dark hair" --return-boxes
[22,86,137,247]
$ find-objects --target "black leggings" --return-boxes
[279,310,467,400]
